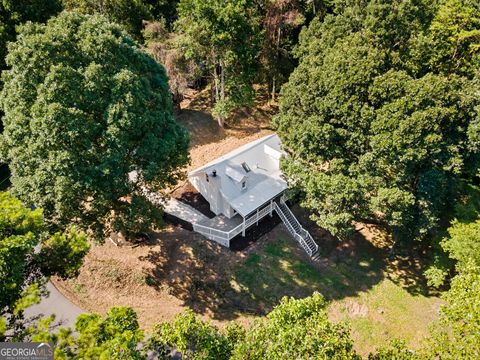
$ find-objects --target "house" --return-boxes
[188,134,319,257]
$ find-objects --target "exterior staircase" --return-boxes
[274,196,319,258]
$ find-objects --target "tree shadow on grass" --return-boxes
[139,227,260,321]
[230,224,386,314]
[294,204,433,297]
[138,216,389,321]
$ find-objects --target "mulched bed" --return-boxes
[171,181,216,218]
[229,212,282,252]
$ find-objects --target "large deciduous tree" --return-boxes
[232,292,359,359]
[0,12,189,240]
[274,0,480,244]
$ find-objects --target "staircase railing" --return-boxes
[273,200,318,257]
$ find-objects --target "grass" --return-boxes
[233,239,330,306]
[232,236,443,356]
[329,280,442,356]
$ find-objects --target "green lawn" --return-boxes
[328,279,443,356]
[232,235,443,356]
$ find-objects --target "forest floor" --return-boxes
[53,87,444,357]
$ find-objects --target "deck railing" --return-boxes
[193,201,274,245]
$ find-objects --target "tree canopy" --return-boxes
[232,292,358,359]
[174,0,262,126]
[0,12,189,240]
[62,0,152,39]
[0,192,89,341]
[274,0,480,243]
[0,0,62,69]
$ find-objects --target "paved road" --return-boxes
[24,282,84,329]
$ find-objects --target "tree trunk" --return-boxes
[271,76,276,103]
[220,59,225,102]
[271,26,282,103]
[213,66,220,103]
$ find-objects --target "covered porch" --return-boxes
[192,198,277,247]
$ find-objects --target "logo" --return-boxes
[0,342,54,360]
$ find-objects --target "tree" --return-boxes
[231,292,359,359]
[62,0,152,40]
[32,306,144,359]
[274,0,480,244]
[143,20,199,112]
[258,0,332,104]
[148,310,242,359]
[423,263,480,359]
[260,0,306,103]
[426,0,480,78]
[144,0,180,28]
[441,219,480,267]
[0,0,62,69]
[0,192,44,311]
[175,0,262,127]
[0,192,89,341]
[0,12,189,240]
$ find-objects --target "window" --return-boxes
[241,180,246,189]
[241,162,251,173]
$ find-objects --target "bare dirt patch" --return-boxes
[53,223,298,329]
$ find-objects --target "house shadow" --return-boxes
[138,218,386,321]
[223,223,387,318]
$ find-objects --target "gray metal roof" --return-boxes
[188,134,287,217]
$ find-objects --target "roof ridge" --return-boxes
[188,133,277,176]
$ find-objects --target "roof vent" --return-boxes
[241,162,251,173]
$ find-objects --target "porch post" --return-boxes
[256,208,259,225]
[269,199,273,217]
[242,216,246,236]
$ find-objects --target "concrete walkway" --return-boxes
[24,282,84,329]
[163,198,209,224]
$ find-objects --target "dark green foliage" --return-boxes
[0,0,62,70]
[0,12,189,240]
[231,292,359,359]
[275,0,480,243]
[144,0,179,27]
[63,0,152,39]
[35,227,89,279]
